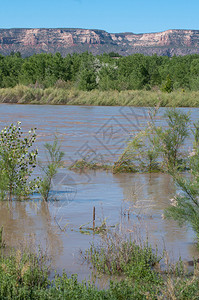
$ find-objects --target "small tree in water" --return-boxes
[165,122,199,242]
[114,107,190,173]
[154,108,190,171]
[0,122,39,200]
[39,137,64,202]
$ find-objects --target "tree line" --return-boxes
[1,51,199,92]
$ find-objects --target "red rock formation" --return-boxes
[0,28,199,56]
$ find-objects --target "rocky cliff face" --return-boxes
[0,28,199,57]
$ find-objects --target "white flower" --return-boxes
[161,213,165,219]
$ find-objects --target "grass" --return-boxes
[1,231,199,299]
[1,85,199,107]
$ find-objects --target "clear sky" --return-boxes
[0,0,198,33]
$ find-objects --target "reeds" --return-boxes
[0,85,199,107]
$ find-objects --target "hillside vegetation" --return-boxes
[1,52,199,106]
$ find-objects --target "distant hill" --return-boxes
[0,28,199,57]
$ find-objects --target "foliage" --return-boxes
[0,123,65,202]
[113,127,160,173]
[0,122,40,200]
[1,52,199,93]
[114,108,190,173]
[165,123,199,242]
[154,108,190,171]
[39,137,64,201]
[161,74,173,93]
[84,232,161,279]
[0,248,49,299]
[1,237,199,299]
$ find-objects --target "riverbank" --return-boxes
[0,85,199,107]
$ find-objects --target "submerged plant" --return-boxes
[114,107,190,173]
[113,126,160,173]
[0,122,40,200]
[165,163,199,241]
[39,136,64,201]
[156,108,190,171]
[1,236,199,299]
[84,231,160,279]
[165,122,199,242]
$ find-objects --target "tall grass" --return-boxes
[0,85,199,106]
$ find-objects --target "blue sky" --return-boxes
[0,0,198,33]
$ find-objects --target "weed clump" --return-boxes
[69,158,112,172]
[84,232,160,278]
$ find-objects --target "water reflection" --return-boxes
[0,201,63,261]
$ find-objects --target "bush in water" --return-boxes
[0,122,40,200]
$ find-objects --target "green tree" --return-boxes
[117,54,150,90]
[76,52,98,91]
[98,64,119,90]
[161,74,173,93]
[1,53,23,87]
[0,122,39,200]
[77,68,97,91]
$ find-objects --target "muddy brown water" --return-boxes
[0,104,199,282]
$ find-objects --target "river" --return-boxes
[0,104,199,282]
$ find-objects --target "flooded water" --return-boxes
[0,104,199,281]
